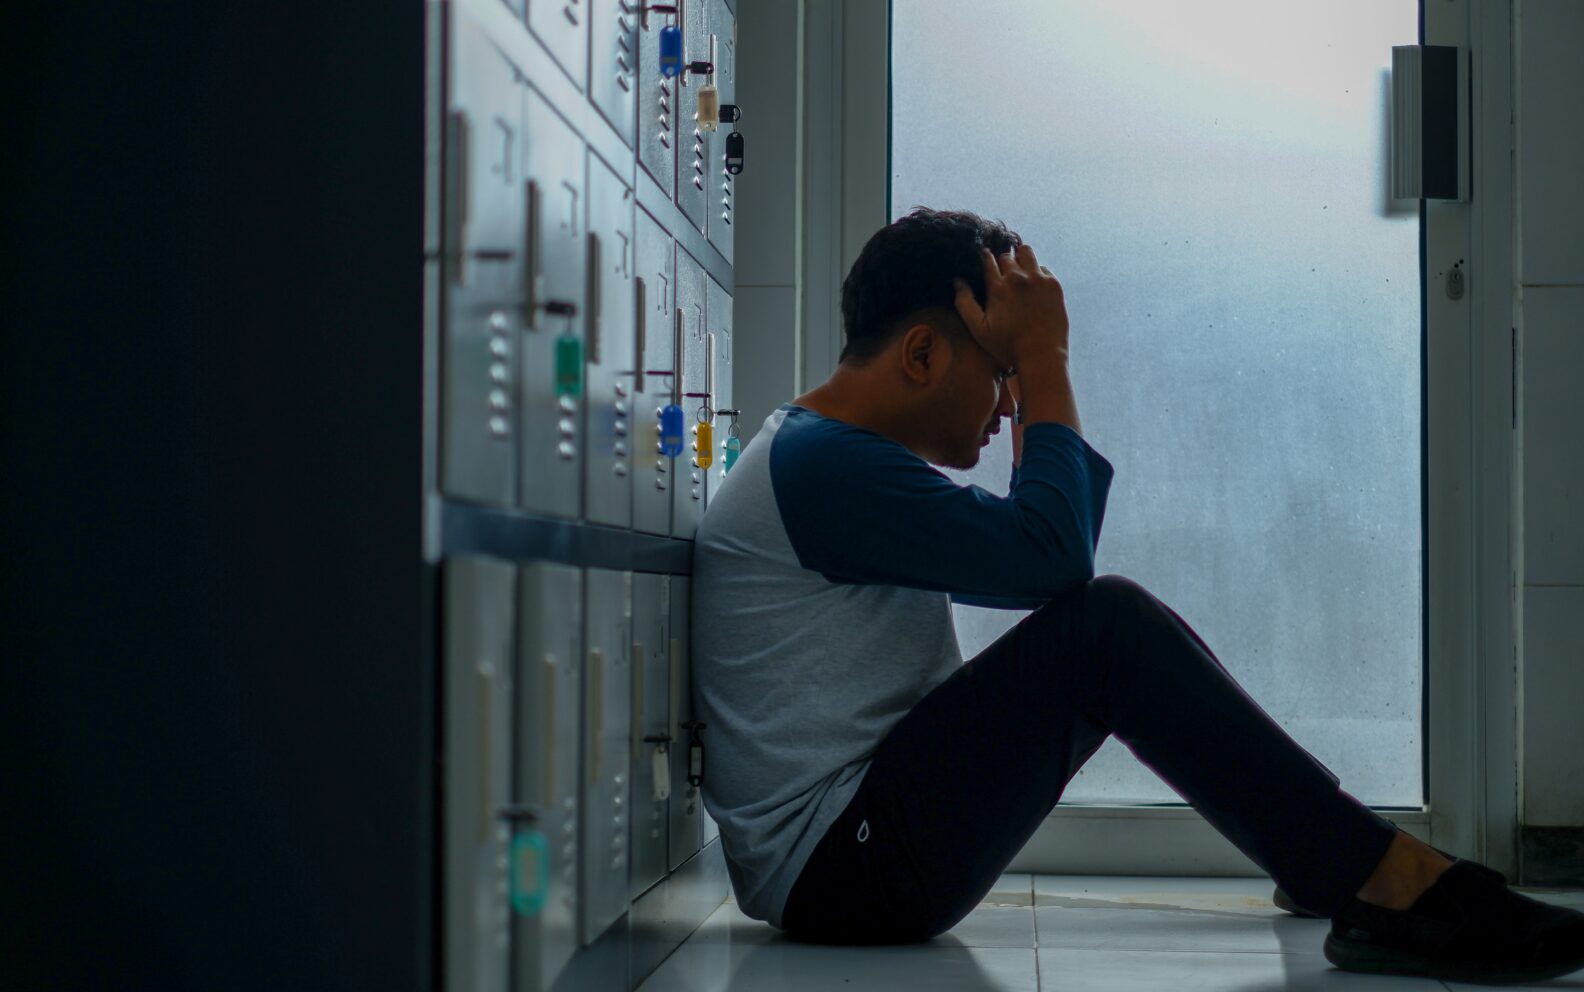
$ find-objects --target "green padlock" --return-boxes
[555,334,583,398]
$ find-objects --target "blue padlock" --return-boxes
[660,404,685,457]
[659,25,682,78]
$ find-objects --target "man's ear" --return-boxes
[898,322,943,385]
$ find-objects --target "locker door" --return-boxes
[666,577,703,870]
[521,88,587,519]
[528,0,588,92]
[584,154,636,529]
[631,207,673,537]
[704,277,733,502]
[514,563,582,992]
[443,558,517,992]
[636,1,677,194]
[627,573,671,899]
[588,0,638,149]
[703,0,735,261]
[580,568,632,945]
[442,12,524,506]
[671,246,708,540]
[674,0,709,232]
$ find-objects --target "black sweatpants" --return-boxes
[780,574,1399,944]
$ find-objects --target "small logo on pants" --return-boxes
[856,820,870,843]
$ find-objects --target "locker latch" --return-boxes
[681,720,706,788]
[642,733,673,801]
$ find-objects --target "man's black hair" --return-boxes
[839,206,1023,363]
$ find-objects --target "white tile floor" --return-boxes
[636,875,1584,992]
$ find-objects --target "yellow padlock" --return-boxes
[693,420,714,469]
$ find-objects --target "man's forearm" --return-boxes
[1013,350,1082,468]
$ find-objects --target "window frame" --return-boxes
[801,0,1519,875]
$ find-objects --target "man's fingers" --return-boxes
[979,246,1002,287]
[952,277,986,329]
[1015,243,1040,273]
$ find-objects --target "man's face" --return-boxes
[932,322,1016,470]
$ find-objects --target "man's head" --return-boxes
[834,207,1024,469]
[840,207,1024,363]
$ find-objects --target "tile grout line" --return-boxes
[1031,874,1042,992]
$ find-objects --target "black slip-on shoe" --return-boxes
[1274,844,1461,919]
[1323,859,1584,985]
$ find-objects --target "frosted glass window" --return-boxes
[892,1,1422,806]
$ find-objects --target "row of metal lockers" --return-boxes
[445,558,719,992]
[439,0,740,541]
[432,0,741,989]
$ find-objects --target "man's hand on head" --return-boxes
[952,244,1071,372]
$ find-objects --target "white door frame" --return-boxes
[801,0,1519,878]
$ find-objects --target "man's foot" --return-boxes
[1324,859,1584,984]
[1355,830,1455,910]
[1272,834,1458,918]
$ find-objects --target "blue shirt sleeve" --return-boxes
[770,408,1115,602]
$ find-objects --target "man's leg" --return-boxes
[781,573,1397,943]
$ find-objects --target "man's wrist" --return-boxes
[1012,349,1082,436]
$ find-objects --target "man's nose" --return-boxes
[995,385,1017,419]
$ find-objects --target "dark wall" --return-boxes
[1,3,432,988]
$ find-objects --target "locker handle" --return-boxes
[587,232,602,364]
[446,111,470,287]
[633,277,647,394]
[673,308,685,405]
[706,330,715,413]
[478,661,494,842]
[631,642,645,761]
[543,653,557,806]
[588,648,603,783]
[526,179,543,321]
[669,636,682,741]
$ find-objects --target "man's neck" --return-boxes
[793,364,922,454]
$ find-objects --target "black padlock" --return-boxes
[718,104,741,124]
[725,130,744,175]
[683,720,707,788]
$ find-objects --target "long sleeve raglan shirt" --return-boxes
[691,403,1115,927]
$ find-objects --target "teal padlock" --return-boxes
[510,830,550,917]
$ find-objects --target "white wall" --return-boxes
[732,0,802,442]
[1517,0,1584,828]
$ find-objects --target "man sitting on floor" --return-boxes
[690,206,1584,985]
